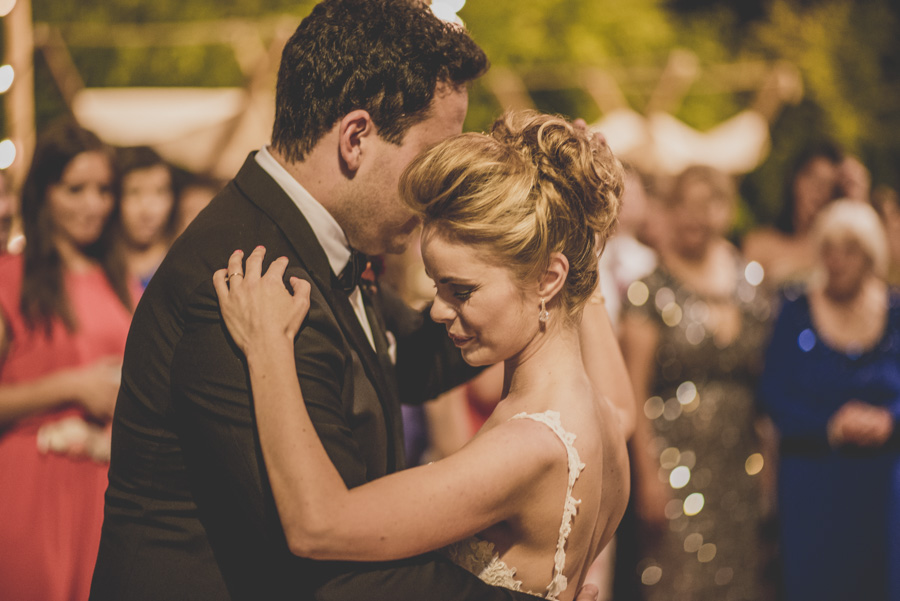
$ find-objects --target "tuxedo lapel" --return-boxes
[362,287,405,470]
[232,154,330,283]
[232,154,403,469]
[362,287,399,397]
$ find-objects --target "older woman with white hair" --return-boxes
[759,199,900,601]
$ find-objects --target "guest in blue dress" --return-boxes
[760,199,900,601]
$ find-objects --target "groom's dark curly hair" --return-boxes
[271,0,488,162]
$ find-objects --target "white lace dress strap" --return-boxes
[510,410,586,601]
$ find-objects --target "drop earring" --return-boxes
[539,297,550,325]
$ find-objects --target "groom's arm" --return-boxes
[313,555,546,601]
[316,565,601,601]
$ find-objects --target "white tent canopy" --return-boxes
[590,108,771,176]
[72,86,275,179]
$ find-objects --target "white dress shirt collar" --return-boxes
[255,145,351,277]
[254,146,376,351]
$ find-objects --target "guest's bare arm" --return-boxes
[579,291,636,440]
[619,312,669,528]
[214,247,562,562]
[0,317,119,426]
[424,385,474,458]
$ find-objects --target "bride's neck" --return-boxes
[502,319,583,401]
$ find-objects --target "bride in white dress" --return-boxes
[214,111,633,601]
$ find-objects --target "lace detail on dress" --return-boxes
[511,410,586,601]
[442,537,522,592]
[442,410,585,601]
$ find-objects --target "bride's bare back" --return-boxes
[464,351,629,599]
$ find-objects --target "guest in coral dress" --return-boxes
[0,121,137,601]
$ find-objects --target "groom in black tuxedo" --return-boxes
[90,2,599,600]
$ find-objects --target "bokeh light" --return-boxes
[644,396,665,420]
[627,280,649,306]
[0,65,13,94]
[683,532,703,552]
[664,498,683,520]
[744,261,765,286]
[669,465,691,489]
[641,565,662,586]
[798,328,816,352]
[676,381,697,405]
[661,302,683,327]
[697,543,717,562]
[659,447,680,469]
[0,139,16,169]
[655,287,675,311]
[745,453,765,476]
[0,0,16,18]
[683,492,705,516]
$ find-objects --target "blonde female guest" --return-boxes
[0,121,137,601]
[216,112,634,601]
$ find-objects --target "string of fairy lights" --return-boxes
[0,0,16,171]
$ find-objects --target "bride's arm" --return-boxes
[214,247,559,562]
[578,289,636,440]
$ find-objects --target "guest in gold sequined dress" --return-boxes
[619,165,773,601]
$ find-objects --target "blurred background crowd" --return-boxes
[0,0,898,600]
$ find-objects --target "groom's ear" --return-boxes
[538,252,569,302]
[338,110,375,173]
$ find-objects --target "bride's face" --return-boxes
[421,228,539,366]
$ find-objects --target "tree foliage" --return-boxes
[461,0,899,219]
[741,0,900,218]
[4,0,897,220]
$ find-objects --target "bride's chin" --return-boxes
[461,348,493,367]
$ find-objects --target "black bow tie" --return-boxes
[338,249,368,292]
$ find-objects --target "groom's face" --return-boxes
[348,84,469,256]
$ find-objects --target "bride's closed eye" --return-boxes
[453,288,474,301]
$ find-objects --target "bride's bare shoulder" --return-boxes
[463,413,571,478]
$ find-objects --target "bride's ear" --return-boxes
[538,252,569,304]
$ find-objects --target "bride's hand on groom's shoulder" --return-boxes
[213,246,311,355]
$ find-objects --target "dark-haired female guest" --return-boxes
[116,145,177,290]
[743,142,869,290]
[0,121,137,601]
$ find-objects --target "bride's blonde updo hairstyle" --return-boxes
[400,110,623,318]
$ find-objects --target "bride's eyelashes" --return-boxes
[452,286,476,301]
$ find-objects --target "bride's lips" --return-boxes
[448,332,473,347]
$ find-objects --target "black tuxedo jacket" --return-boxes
[89,155,541,601]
